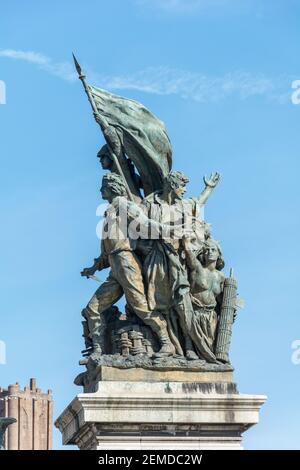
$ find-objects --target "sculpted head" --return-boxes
[164,171,189,200]
[203,239,224,270]
[100,173,127,201]
[97,145,114,170]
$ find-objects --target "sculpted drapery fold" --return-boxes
[72,58,239,384]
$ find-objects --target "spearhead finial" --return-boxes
[72,53,83,78]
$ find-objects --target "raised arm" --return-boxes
[81,253,109,278]
[182,236,209,291]
[94,113,122,156]
[182,236,202,271]
[198,172,220,206]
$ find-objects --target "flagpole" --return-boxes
[72,54,134,202]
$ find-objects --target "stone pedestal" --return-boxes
[55,368,266,450]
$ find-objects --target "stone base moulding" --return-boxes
[55,378,267,450]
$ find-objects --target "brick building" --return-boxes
[0,378,53,450]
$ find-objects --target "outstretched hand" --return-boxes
[81,266,96,278]
[203,172,220,188]
[182,232,196,249]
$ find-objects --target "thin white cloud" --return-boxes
[90,67,290,104]
[135,0,229,13]
[0,49,76,82]
[0,49,291,103]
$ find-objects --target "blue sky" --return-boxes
[0,0,300,450]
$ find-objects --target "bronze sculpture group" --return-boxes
[72,56,241,385]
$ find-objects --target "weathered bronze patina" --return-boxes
[72,56,243,388]
[0,418,16,450]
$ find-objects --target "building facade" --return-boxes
[0,378,53,450]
